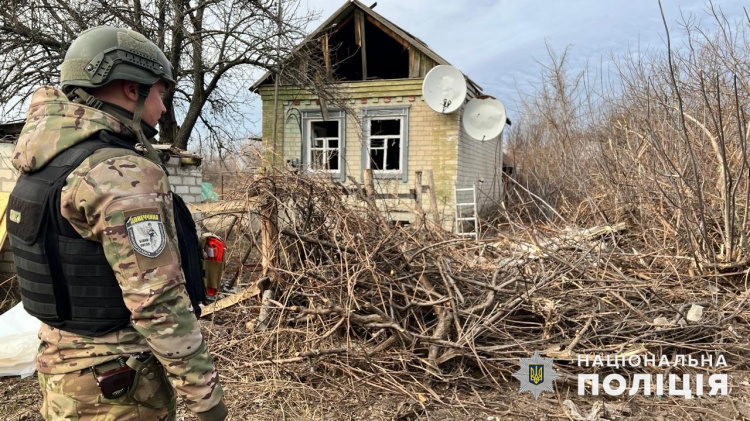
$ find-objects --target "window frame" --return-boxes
[301,110,346,182]
[308,122,341,173]
[366,117,403,173]
[361,106,410,183]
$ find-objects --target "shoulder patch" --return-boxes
[126,213,166,258]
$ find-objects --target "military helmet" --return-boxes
[60,26,174,93]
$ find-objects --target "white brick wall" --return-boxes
[165,159,203,204]
[280,94,459,228]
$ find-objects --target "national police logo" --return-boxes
[126,213,166,258]
[512,351,560,399]
[529,364,544,385]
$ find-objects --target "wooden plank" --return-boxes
[257,79,424,98]
[408,49,438,78]
[200,281,262,317]
[354,10,363,46]
[373,193,415,200]
[256,198,279,331]
[187,199,260,215]
[322,34,330,75]
[364,169,374,197]
[260,87,423,102]
[409,48,420,79]
[422,57,435,77]
[425,170,440,224]
[258,78,424,91]
[355,10,368,81]
[414,170,423,225]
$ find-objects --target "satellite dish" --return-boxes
[422,65,467,114]
[463,96,507,141]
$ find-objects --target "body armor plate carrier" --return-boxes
[7,133,205,336]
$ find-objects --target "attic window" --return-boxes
[363,18,408,79]
[328,14,363,81]
[325,11,409,81]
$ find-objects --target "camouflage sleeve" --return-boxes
[60,151,224,415]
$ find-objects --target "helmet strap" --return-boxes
[67,88,103,109]
[130,85,164,167]
[67,84,166,171]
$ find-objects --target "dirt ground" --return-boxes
[3,369,749,420]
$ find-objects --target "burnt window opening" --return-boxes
[328,16,363,81]
[322,13,410,81]
[255,10,436,89]
[363,19,408,79]
[368,118,402,171]
[309,120,340,171]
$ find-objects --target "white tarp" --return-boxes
[0,303,41,378]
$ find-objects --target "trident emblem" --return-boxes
[513,351,559,399]
[529,364,544,385]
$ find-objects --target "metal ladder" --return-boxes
[455,183,478,239]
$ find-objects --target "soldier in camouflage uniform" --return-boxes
[7,26,227,420]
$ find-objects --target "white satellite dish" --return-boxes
[422,65,467,114]
[463,96,507,141]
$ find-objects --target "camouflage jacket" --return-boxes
[12,86,224,414]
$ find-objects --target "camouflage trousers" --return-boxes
[38,365,176,421]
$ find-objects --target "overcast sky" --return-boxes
[267,0,747,124]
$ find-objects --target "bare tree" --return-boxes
[0,0,320,150]
[505,2,750,272]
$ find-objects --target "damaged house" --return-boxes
[252,0,507,232]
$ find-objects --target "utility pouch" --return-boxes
[92,358,135,399]
[126,353,174,410]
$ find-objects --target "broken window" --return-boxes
[308,120,340,171]
[368,118,402,171]
[328,13,363,81]
[361,106,410,182]
[301,110,347,182]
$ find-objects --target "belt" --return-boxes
[80,357,127,374]
[80,353,153,374]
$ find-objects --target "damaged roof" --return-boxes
[250,0,481,92]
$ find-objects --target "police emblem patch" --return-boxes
[126,213,166,258]
[512,351,560,399]
[529,364,544,385]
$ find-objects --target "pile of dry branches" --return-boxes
[203,172,749,398]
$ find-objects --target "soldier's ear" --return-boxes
[122,81,139,103]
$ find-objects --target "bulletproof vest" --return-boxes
[7,133,205,337]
